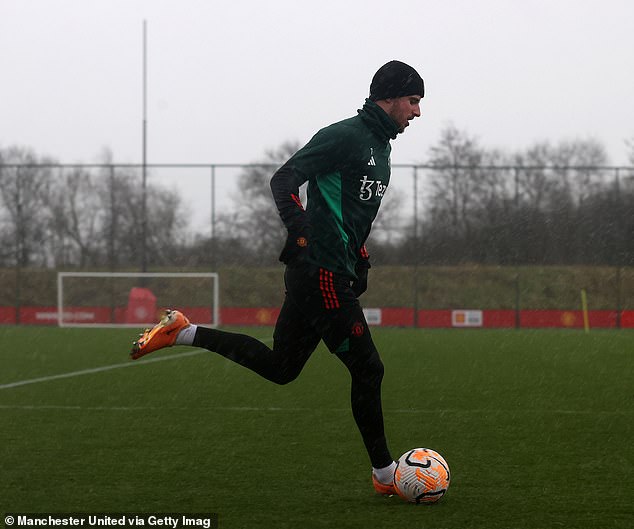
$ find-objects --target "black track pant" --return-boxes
[192,263,392,468]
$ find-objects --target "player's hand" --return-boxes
[279,228,309,265]
[351,258,370,297]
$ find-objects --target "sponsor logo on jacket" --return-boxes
[359,175,388,201]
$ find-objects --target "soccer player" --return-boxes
[130,60,424,495]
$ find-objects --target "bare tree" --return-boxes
[45,167,102,267]
[219,141,300,264]
[513,139,609,263]
[0,147,52,266]
[515,139,608,208]
[108,169,187,268]
[424,125,510,262]
[427,125,483,237]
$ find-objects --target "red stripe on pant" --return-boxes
[319,268,339,309]
[328,270,340,308]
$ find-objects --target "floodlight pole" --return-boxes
[141,19,148,272]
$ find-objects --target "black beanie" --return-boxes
[369,60,425,101]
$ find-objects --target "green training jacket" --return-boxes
[270,99,399,279]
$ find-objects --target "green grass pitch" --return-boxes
[1,326,632,528]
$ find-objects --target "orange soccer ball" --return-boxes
[393,448,451,504]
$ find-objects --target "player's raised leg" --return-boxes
[188,294,321,384]
[130,294,322,387]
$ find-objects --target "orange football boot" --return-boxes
[130,309,190,360]
[372,472,396,496]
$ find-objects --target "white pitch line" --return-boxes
[0,349,206,390]
[0,336,274,391]
[0,404,315,412]
[0,404,630,416]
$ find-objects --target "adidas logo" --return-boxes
[367,147,376,166]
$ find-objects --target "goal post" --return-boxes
[57,272,219,328]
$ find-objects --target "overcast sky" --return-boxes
[1,0,633,170]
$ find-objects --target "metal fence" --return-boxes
[1,163,634,325]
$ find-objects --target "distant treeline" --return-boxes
[1,127,633,270]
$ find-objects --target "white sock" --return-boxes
[175,324,197,345]
[372,461,397,484]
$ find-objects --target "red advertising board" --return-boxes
[1,306,632,328]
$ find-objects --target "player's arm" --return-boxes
[270,125,357,264]
[270,162,310,264]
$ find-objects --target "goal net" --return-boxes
[57,272,219,328]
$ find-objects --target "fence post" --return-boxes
[109,165,116,270]
[109,165,116,324]
[514,167,521,329]
[15,166,22,324]
[141,164,148,273]
[615,167,622,329]
[515,273,521,329]
[413,166,419,328]
[210,165,217,271]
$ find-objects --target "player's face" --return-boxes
[389,95,422,133]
